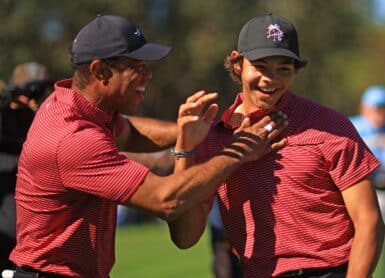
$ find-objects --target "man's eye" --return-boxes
[253,64,264,69]
[136,66,146,72]
[279,67,293,72]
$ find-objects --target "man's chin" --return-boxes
[120,106,142,116]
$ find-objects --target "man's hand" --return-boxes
[225,112,288,163]
[175,90,219,152]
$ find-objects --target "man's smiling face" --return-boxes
[239,55,296,113]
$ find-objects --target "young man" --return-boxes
[169,14,385,277]
[9,15,287,278]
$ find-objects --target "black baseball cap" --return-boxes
[238,14,307,66]
[71,15,171,64]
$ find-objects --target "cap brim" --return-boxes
[243,48,306,65]
[126,43,171,61]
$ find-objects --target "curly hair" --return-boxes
[224,53,244,85]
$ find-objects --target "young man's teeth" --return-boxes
[260,88,275,93]
[136,88,145,94]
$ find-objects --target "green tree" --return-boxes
[1,0,384,119]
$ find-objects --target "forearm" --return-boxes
[347,218,385,277]
[342,178,385,277]
[126,115,177,151]
[127,111,287,222]
[167,150,208,248]
[161,149,242,219]
[128,147,242,222]
[121,150,174,176]
[168,202,209,249]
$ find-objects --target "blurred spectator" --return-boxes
[0,62,53,270]
[350,85,385,276]
[0,80,7,106]
[351,85,385,220]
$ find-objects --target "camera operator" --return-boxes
[0,62,53,270]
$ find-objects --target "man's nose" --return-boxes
[261,68,276,80]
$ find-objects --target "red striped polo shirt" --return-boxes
[197,91,380,277]
[10,79,149,278]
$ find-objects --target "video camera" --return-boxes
[0,80,53,109]
[7,80,53,100]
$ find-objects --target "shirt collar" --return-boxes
[218,91,291,130]
[54,79,117,127]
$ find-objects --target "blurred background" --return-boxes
[1,0,385,277]
[1,0,385,119]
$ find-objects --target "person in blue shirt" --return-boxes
[350,85,385,276]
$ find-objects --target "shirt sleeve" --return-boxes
[321,114,380,191]
[57,126,149,203]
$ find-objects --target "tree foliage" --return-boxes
[0,0,383,119]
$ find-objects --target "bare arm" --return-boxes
[167,147,209,249]
[120,150,174,176]
[166,92,219,248]
[342,177,385,278]
[116,115,178,152]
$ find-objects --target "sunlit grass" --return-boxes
[111,221,385,278]
[111,222,212,278]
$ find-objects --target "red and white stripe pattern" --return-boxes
[197,91,379,277]
[10,79,149,278]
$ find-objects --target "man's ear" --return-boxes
[234,63,242,75]
[89,60,112,84]
[231,50,242,75]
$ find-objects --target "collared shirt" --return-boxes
[10,79,149,278]
[197,91,379,277]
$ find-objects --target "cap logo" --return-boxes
[266,24,284,42]
[133,28,141,37]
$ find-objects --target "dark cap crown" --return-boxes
[238,14,303,62]
[71,15,171,64]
